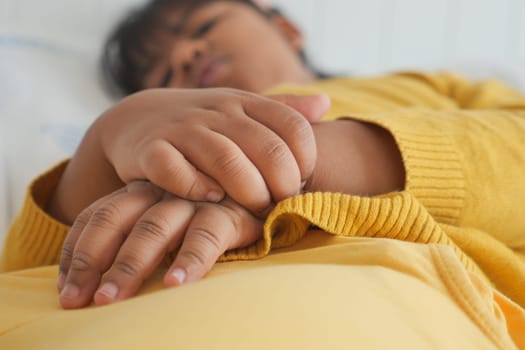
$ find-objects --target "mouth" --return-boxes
[195,58,226,88]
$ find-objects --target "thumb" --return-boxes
[267,94,331,123]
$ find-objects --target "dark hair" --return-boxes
[101,0,325,96]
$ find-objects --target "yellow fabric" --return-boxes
[1,161,70,271]
[1,234,524,349]
[1,71,525,348]
[263,71,525,307]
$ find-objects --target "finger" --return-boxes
[241,94,319,186]
[59,182,163,309]
[267,94,331,123]
[135,139,225,202]
[173,123,281,215]
[214,115,301,205]
[164,200,262,287]
[58,187,127,291]
[94,198,195,306]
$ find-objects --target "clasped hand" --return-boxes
[56,88,330,309]
[99,88,328,214]
[58,181,262,309]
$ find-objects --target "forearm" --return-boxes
[47,122,124,225]
[320,107,525,249]
[306,119,405,196]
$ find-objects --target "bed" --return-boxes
[1,1,525,348]
[1,0,525,257]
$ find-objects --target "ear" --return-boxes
[270,14,304,52]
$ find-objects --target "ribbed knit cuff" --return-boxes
[220,191,482,280]
[1,160,70,271]
[350,109,467,225]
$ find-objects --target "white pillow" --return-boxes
[0,40,112,239]
[1,0,147,56]
[0,0,148,244]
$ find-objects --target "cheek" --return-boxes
[222,19,294,62]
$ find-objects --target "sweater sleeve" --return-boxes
[222,77,525,308]
[396,71,525,110]
[362,107,525,245]
[219,191,525,309]
[0,161,70,272]
[361,73,525,244]
[220,105,525,308]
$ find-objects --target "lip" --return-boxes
[194,58,226,88]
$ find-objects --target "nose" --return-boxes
[169,38,208,81]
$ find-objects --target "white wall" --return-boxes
[273,0,525,75]
[1,0,523,74]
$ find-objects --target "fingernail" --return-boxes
[57,273,66,290]
[171,268,187,285]
[61,283,80,299]
[206,190,223,203]
[300,180,307,190]
[317,93,331,106]
[96,282,119,301]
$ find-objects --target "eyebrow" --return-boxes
[166,4,204,35]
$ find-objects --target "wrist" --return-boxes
[305,119,405,196]
[47,121,123,225]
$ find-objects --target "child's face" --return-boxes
[142,1,314,92]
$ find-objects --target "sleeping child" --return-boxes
[1,0,525,348]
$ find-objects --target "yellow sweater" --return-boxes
[2,71,525,349]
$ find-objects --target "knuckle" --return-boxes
[287,116,313,144]
[61,243,74,261]
[212,148,247,178]
[181,227,226,266]
[141,144,200,198]
[193,227,225,253]
[284,118,316,173]
[181,176,200,199]
[152,160,200,199]
[90,201,122,230]
[133,214,171,245]
[209,109,230,121]
[178,249,207,267]
[74,206,95,228]
[113,256,145,279]
[220,87,249,100]
[217,207,243,246]
[261,139,291,166]
[59,244,74,273]
[158,160,185,186]
[154,152,181,176]
[70,251,95,273]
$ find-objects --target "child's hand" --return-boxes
[48,89,330,225]
[97,89,328,215]
[57,181,263,309]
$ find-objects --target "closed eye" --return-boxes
[158,20,215,88]
[158,13,228,88]
[191,19,217,38]
[160,69,173,88]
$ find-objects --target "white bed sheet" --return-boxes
[0,41,112,243]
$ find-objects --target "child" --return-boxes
[1,0,525,348]
[44,0,406,308]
